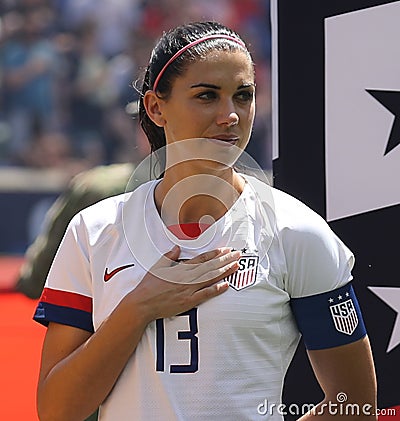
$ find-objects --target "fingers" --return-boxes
[152,246,233,270]
[187,250,241,283]
[178,260,239,310]
[165,244,181,259]
[152,245,181,269]
[151,246,240,286]
[189,254,241,306]
[195,280,230,304]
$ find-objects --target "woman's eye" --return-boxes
[197,91,217,100]
[236,90,254,102]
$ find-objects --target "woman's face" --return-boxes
[156,49,256,154]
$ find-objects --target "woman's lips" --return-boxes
[207,136,239,146]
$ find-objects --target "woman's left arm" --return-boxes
[300,336,377,420]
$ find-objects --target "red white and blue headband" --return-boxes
[152,34,247,92]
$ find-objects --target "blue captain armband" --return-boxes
[290,283,367,350]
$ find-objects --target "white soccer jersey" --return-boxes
[35,175,363,420]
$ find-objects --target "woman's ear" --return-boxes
[143,91,166,127]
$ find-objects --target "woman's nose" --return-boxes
[226,112,239,127]
[216,101,239,126]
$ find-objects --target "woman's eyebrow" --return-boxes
[190,82,255,89]
[190,83,220,89]
[238,83,256,89]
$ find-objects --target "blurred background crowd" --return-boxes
[0,0,272,178]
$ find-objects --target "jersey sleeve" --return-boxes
[282,202,354,297]
[33,213,94,332]
[280,199,366,349]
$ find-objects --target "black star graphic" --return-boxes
[241,247,247,253]
[366,89,400,155]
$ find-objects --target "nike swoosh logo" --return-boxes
[104,264,135,282]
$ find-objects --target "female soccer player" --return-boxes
[35,21,377,420]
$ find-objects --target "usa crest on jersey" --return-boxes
[329,298,359,335]
[225,252,259,291]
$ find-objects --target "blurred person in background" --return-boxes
[53,0,140,58]
[0,5,59,163]
[102,29,154,163]
[17,130,90,172]
[66,18,110,164]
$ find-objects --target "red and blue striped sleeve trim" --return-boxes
[34,287,94,333]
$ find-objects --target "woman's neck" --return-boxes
[154,166,245,226]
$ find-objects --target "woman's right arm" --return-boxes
[37,246,240,421]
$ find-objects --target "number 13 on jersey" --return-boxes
[155,308,199,373]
